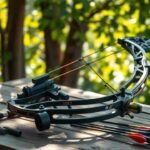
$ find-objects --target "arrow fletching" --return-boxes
[127,133,147,143]
[139,126,150,130]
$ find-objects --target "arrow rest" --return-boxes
[0,37,149,131]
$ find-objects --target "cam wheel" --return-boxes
[35,111,50,131]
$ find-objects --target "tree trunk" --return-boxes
[59,19,87,87]
[0,23,7,81]
[40,2,62,73]
[44,28,61,73]
[3,0,25,81]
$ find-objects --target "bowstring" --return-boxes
[51,65,85,80]
[47,46,110,75]
[51,50,121,82]
[43,8,124,99]
[83,59,118,94]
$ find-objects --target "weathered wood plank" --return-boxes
[0,116,150,150]
[0,78,150,150]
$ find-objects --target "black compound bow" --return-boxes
[2,37,150,131]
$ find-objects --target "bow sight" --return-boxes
[2,37,150,131]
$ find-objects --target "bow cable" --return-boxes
[47,46,110,75]
[51,50,121,81]
[82,59,118,94]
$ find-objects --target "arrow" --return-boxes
[83,123,150,137]
[71,124,150,144]
[102,120,150,131]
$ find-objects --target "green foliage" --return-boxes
[34,0,69,41]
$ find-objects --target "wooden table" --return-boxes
[0,78,150,150]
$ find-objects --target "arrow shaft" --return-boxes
[71,124,149,143]
[102,120,149,130]
[71,124,127,136]
[80,123,150,136]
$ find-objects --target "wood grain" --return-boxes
[0,79,150,150]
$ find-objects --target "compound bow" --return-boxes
[2,37,150,131]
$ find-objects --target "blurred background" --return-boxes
[0,0,150,104]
